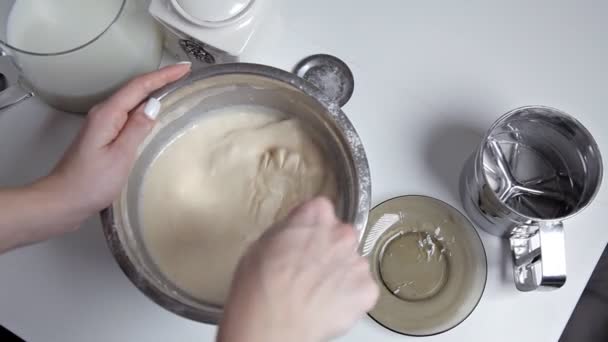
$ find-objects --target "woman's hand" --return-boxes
[0,63,191,253]
[48,62,191,216]
[218,198,379,342]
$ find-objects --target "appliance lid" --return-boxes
[171,0,253,27]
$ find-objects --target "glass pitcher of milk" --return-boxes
[0,0,163,113]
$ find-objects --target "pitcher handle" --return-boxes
[1,49,33,111]
[0,79,33,111]
[510,222,566,291]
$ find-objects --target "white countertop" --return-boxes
[1,1,607,341]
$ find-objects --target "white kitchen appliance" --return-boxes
[149,0,269,68]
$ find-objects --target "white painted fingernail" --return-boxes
[144,97,161,120]
[177,61,192,66]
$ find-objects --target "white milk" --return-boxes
[7,0,163,113]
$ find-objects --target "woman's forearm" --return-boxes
[0,64,191,255]
[0,176,86,253]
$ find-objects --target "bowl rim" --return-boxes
[475,105,603,223]
[101,63,372,324]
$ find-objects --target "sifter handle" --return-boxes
[510,221,566,291]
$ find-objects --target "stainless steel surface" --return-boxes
[101,63,371,324]
[461,105,603,291]
[510,221,566,291]
[294,54,354,107]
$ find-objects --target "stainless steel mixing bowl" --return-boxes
[100,63,371,324]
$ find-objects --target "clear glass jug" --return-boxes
[0,0,163,113]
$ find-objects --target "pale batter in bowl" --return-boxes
[139,105,337,305]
